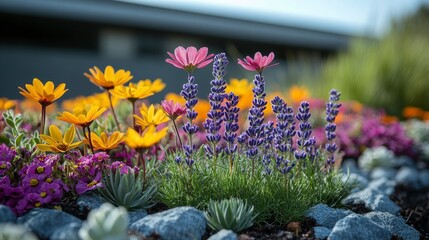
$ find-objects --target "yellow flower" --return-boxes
[37,124,82,153]
[141,78,166,93]
[194,99,211,123]
[84,65,133,90]
[225,78,253,110]
[86,131,124,151]
[0,98,16,111]
[57,105,107,128]
[124,126,168,150]
[111,81,154,102]
[287,85,310,103]
[18,78,68,106]
[62,93,119,112]
[134,104,169,129]
[165,93,186,105]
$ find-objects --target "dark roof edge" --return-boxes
[0,0,357,49]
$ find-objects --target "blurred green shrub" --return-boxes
[315,7,429,117]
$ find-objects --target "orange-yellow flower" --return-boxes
[287,85,310,103]
[18,78,67,106]
[165,93,186,105]
[37,124,81,153]
[403,106,423,119]
[85,131,124,151]
[62,93,119,112]
[124,126,168,150]
[134,104,169,129]
[84,66,133,90]
[194,99,211,123]
[225,78,253,110]
[141,78,166,94]
[111,81,154,102]
[0,98,16,111]
[57,105,107,128]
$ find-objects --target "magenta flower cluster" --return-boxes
[1,151,66,215]
[71,152,110,195]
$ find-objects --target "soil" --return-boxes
[390,184,429,240]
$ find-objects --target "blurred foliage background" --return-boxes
[309,7,429,117]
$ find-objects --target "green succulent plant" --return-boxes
[79,203,129,240]
[98,168,157,211]
[204,198,257,232]
[0,223,38,240]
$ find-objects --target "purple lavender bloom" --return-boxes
[223,92,240,155]
[295,101,316,161]
[181,75,200,166]
[246,74,267,161]
[271,96,296,174]
[325,89,342,167]
[204,53,228,157]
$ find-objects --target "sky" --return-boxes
[118,0,429,36]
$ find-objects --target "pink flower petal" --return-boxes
[166,59,185,69]
[194,47,209,65]
[174,46,188,66]
[254,52,262,65]
[186,46,198,65]
[197,59,214,68]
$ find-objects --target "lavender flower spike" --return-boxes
[271,96,296,174]
[204,53,228,158]
[295,101,316,161]
[181,75,199,167]
[325,89,341,168]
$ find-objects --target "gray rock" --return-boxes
[17,208,82,239]
[128,210,148,227]
[342,159,366,177]
[313,226,331,239]
[342,173,368,192]
[50,222,81,240]
[343,188,400,215]
[418,170,429,188]
[208,229,237,240]
[0,223,38,240]
[396,167,420,188]
[392,156,415,168]
[365,212,420,240]
[368,177,396,195]
[0,204,16,223]
[329,214,392,240]
[370,167,396,180]
[306,204,352,228]
[130,206,206,240]
[77,192,105,211]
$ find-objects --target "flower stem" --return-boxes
[40,105,46,134]
[107,90,121,132]
[139,148,146,186]
[172,120,183,149]
[86,126,95,154]
[82,127,87,156]
[131,100,137,131]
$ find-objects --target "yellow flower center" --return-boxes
[46,178,53,183]
[87,180,98,187]
[40,192,47,198]
[35,202,41,207]
[36,166,45,174]
[0,163,6,169]
[57,143,68,151]
[30,178,39,187]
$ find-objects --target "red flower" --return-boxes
[166,46,214,73]
[161,100,187,121]
[237,52,278,74]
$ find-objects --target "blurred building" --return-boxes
[0,0,354,100]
